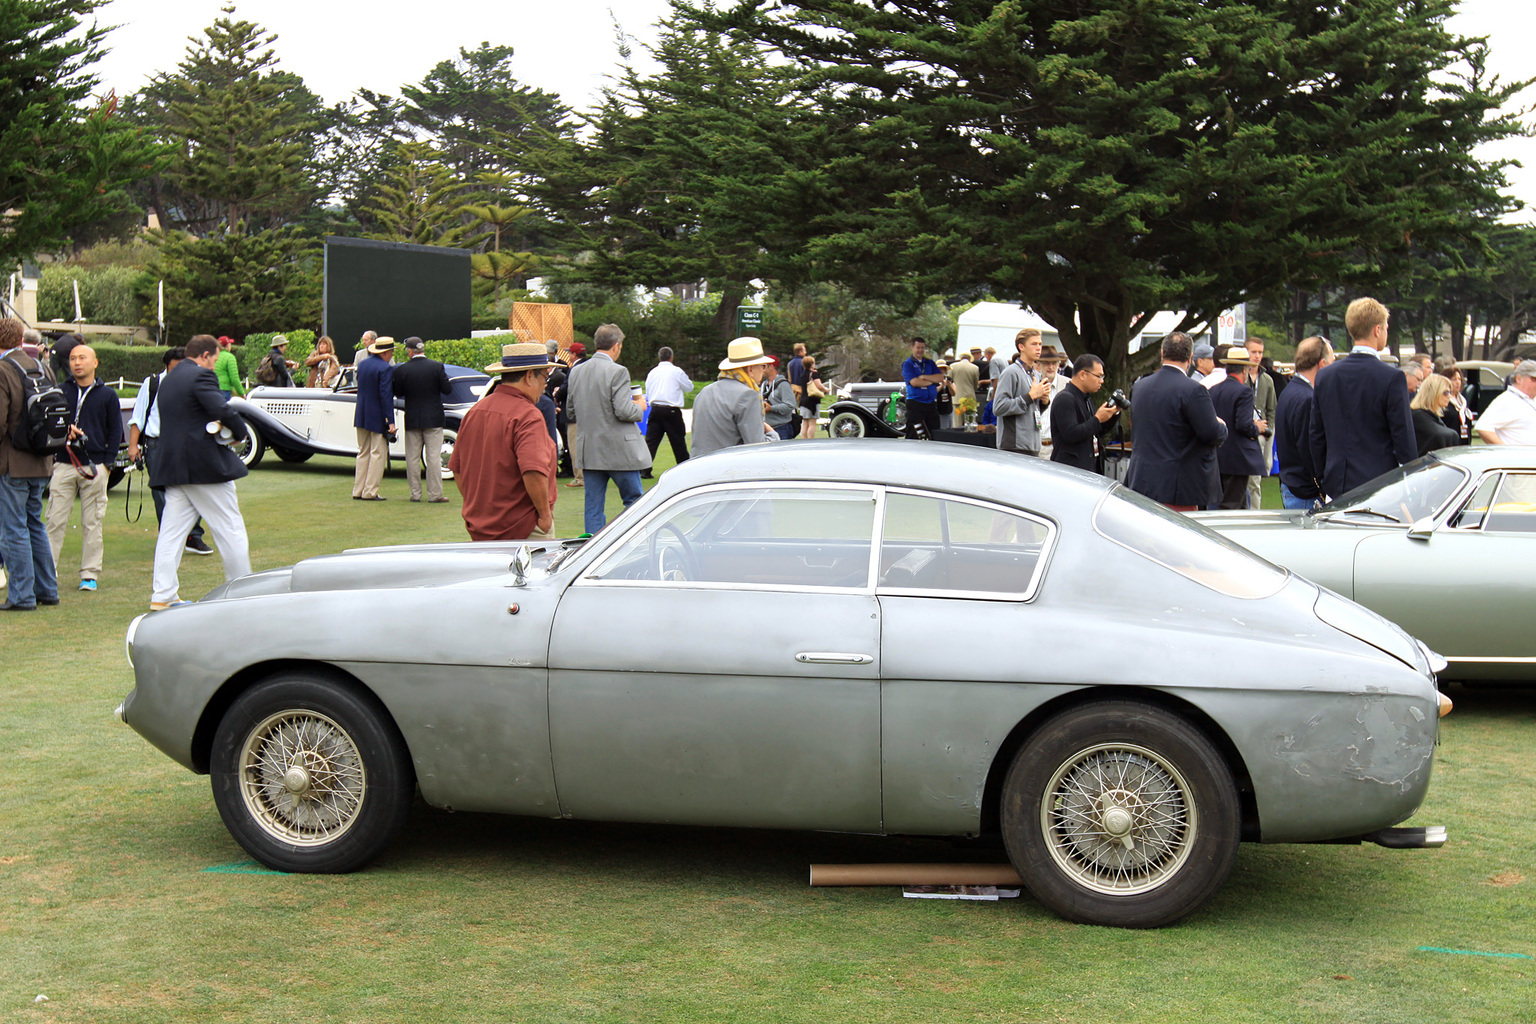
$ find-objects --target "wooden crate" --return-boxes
[510,302,574,355]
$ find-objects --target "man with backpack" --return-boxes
[254,335,296,388]
[0,318,61,610]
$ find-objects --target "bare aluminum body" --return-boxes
[123,441,1442,851]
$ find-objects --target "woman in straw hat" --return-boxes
[448,343,560,541]
[691,337,778,457]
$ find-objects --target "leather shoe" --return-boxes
[1,600,37,611]
[358,495,387,501]
[428,497,450,503]
[38,595,60,606]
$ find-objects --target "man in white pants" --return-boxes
[147,334,251,610]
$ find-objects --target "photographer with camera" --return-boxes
[147,334,251,611]
[1049,354,1123,472]
[44,344,121,592]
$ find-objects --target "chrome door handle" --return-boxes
[795,652,874,665]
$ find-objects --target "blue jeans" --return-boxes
[583,469,644,534]
[0,475,58,607]
[1280,483,1321,511]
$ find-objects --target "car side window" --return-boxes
[1448,473,1501,531]
[1483,473,1536,533]
[587,485,877,590]
[878,490,1054,599]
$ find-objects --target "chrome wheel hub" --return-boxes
[1041,743,1196,895]
[238,710,366,846]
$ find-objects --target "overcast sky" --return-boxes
[91,0,1536,216]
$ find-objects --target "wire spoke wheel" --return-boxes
[1001,701,1239,928]
[238,710,367,846]
[211,675,414,873]
[1041,742,1194,896]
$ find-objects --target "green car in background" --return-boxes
[1197,447,1536,682]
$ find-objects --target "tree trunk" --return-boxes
[711,280,746,343]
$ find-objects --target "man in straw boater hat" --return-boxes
[1209,343,1266,509]
[352,335,397,500]
[449,343,559,541]
[691,337,777,458]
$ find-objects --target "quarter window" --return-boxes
[878,491,1054,598]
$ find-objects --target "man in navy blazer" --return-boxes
[1208,346,1265,508]
[1308,297,1416,500]
[1126,332,1228,510]
[1274,336,1333,509]
[353,336,397,500]
[147,334,251,610]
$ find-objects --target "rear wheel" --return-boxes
[210,674,414,873]
[1000,701,1239,928]
[274,446,312,464]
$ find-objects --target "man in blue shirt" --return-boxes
[45,344,122,591]
[901,338,944,439]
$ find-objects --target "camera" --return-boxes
[1106,389,1130,411]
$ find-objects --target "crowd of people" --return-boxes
[7,298,1530,610]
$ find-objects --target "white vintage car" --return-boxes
[228,364,492,476]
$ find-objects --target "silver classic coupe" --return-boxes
[119,441,1448,928]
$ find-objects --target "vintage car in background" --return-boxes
[1198,446,1536,683]
[224,363,491,476]
[119,441,1448,928]
[1455,360,1513,416]
[826,380,907,437]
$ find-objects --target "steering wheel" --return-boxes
[648,522,697,582]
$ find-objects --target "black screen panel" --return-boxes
[324,236,472,360]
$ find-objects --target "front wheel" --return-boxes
[210,674,415,873]
[234,429,265,468]
[1000,701,1239,928]
[828,411,867,438]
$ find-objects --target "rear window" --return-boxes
[1093,487,1288,599]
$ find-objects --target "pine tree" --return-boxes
[143,225,320,337]
[711,0,1530,374]
[360,142,470,246]
[0,0,160,265]
[132,6,321,233]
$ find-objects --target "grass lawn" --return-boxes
[2,450,1533,1022]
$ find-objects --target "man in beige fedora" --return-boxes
[566,323,648,533]
[449,343,559,541]
[352,335,396,500]
[691,337,777,457]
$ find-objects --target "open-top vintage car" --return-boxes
[1197,446,1536,682]
[226,364,491,475]
[119,441,1448,928]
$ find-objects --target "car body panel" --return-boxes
[1199,447,1536,679]
[123,441,1443,860]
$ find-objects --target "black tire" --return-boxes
[828,411,867,438]
[274,446,312,464]
[1000,701,1239,928]
[209,674,415,873]
[234,430,265,468]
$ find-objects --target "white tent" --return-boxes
[956,302,1215,357]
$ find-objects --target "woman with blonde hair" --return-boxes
[1409,374,1458,457]
[305,335,341,388]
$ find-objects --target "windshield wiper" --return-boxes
[1314,506,1401,524]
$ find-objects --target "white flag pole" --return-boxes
[158,280,165,342]
[72,279,82,323]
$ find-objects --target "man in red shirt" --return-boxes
[449,343,559,541]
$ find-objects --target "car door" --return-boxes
[874,489,1063,835]
[547,482,884,832]
[1354,470,1536,661]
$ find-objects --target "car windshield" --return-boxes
[1095,487,1288,599]
[1313,456,1468,525]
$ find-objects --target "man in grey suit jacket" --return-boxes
[567,323,649,533]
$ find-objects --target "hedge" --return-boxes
[86,342,167,386]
